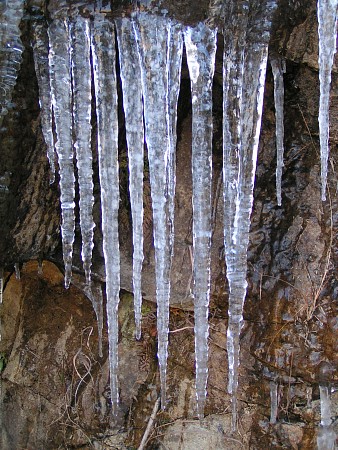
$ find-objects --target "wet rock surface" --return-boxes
[0,0,337,449]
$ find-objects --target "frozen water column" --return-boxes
[317,0,338,201]
[223,0,277,430]
[184,22,217,419]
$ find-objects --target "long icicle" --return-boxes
[270,56,285,206]
[48,18,75,288]
[134,12,174,409]
[71,16,95,285]
[317,0,337,201]
[184,22,217,419]
[91,15,120,415]
[115,17,145,340]
[0,0,24,126]
[32,20,56,183]
[223,0,277,430]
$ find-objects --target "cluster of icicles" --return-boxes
[1,0,337,430]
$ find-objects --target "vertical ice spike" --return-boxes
[134,12,179,409]
[115,17,144,340]
[317,384,336,449]
[32,20,56,183]
[269,380,278,424]
[14,263,20,280]
[223,0,277,430]
[184,22,217,419]
[0,267,3,305]
[91,15,120,415]
[317,0,338,201]
[270,56,285,206]
[70,17,95,285]
[0,0,24,126]
[167,23,183,258]
[48,19,75,289]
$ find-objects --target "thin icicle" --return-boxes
[71,278,104,358]
[223,0,277,430]
[134,12,177,409]
[70,17,95,285]
[184,22,217,419]
[0,0,24,126]
[317,0,338,201]
[14,263,20,280]
[317,384,336,449]
[115,17,144,340]
[270,56,285,206]
[32,20,56,183]
[269,380,278,424]
[91,15,120,415]
[48,19,75,288]
[167,24,183,258]
[0,268,3,304]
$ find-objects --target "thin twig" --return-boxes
[138,397,161,450]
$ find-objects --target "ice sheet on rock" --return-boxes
[91,15,120,414]
[48,19,75,289]
[115,17,144,340]
[317,0,338,201]
[134,12,181,409]
[184,22,217,419]
[223,0,277,430]
[70,17,95,285]
[32,20,56,183]
[270,56,285,206]
[0,0,24,125]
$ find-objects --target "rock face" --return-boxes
[0,0,337,449]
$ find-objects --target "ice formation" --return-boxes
[271,56,285,206]
[12,0,335,422]
[71,17,95,285]
[0,0,24,126]
[133,12,183,408]
[317,0,338,201]
[32,21,56,183]
[48,18,75,289]
[317,384,336,449]
[91,14,120,414]
[269,381,278,424]
[115,17,145,340]
[223,0,277,429]
[184,22,217,419]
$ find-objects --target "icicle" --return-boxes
[317,384,336,449]
[223,0,277,430]
[71,278,104,358]
[270,56,285,206]
[70,17,95,285]
[91,15,120,415]
[269,380,278,424]
[38,259,43,275]
[14,263,20,280]
[317,0,337,201]
[184,22,217,419]
[32,20,56,183]
[134,12,181,409]
[115,18,145,340]
[0,268,3,304]
[167,24,183,258]
[48,19,75,288]
[0,0,24,126]
[87,283,104,358]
